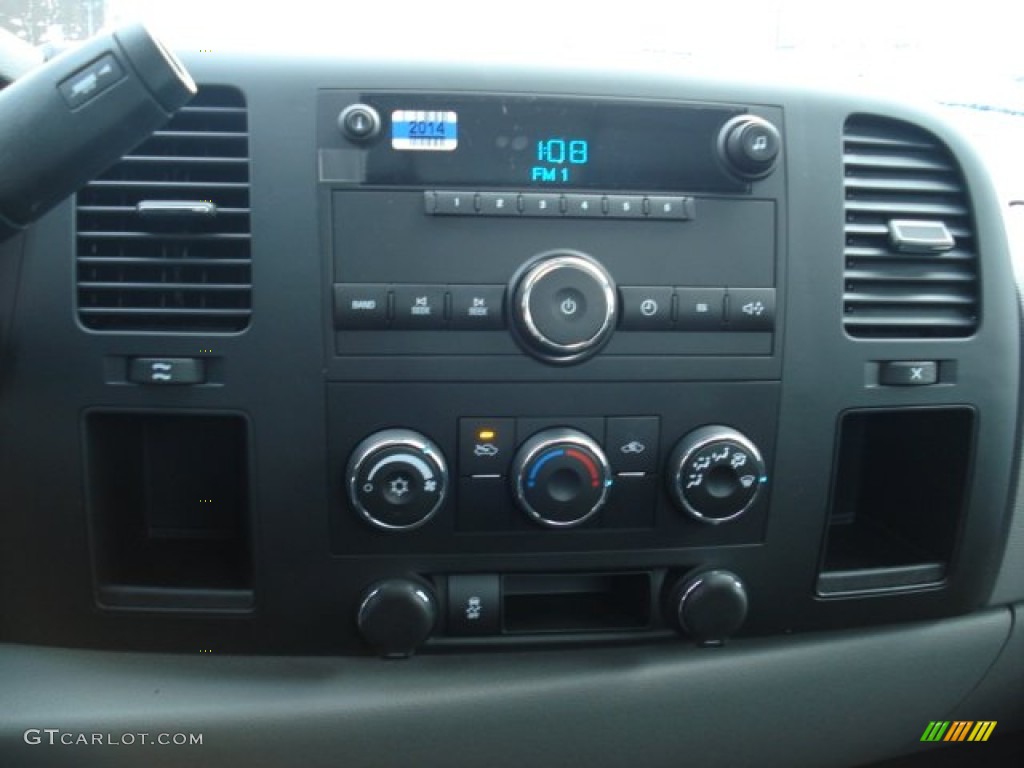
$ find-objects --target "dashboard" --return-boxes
[0,46,1022,767]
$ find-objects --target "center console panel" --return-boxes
[0,59,1018,658]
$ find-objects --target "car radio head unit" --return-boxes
[321,91,785,371]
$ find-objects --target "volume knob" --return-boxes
[509,250,617,364]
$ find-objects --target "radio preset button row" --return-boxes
[425,190,695,221]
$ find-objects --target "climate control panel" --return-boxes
[328,381,779,557]
[340,416,771,550]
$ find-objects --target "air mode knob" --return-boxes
[511,428,613,528]
[509,250,617,364]
[718,115,781,179]
[347,429,448,531]
[667,426,767,524]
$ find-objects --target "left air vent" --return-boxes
[76,85,251,333]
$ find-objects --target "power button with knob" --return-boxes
[338,103,381,142]
[509,250,617,364]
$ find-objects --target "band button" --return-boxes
[334,284,390,329]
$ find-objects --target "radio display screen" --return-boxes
[360,94,747,193]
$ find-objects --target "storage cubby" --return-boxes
[818,407,974,595]
[85,412,252,610]
[502,572,652,633]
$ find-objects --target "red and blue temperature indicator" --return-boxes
[527,447,604,489]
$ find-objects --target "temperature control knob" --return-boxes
[718,115,781,179]
[667,426,766,524]
[510,251,617,364]
[511,428,612,528]
[347,429,448,531]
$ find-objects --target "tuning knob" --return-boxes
[511,428,613,528]
[357,578,437,658]
[509,250,617,364]
[347,429,448,531]
[666,570,748,646]
[718,115,781,179]
[667,426,767,524]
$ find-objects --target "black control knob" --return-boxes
[510,251,617,364]
[338,103,381,142]
[511,428,612,528]
[667,570,748,645]
[357,578,437,658]
[718,115,781,179]
[347,429,448,531]
[667,426,767,524]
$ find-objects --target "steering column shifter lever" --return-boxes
[0,22,195,241]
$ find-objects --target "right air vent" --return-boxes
[843,115,978,338]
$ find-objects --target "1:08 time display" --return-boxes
[532,138,589,183]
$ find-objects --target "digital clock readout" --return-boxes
[532,138,589,184]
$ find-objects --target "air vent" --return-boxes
[76,85,251,332]
[843,115,978,337]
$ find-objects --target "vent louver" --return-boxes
[843,115,978,337]
[76,86,251,333]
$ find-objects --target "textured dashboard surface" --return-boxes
[0,608,1014,768]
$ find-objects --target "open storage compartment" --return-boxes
[502,572,652,633]
[817,407,974,595]
[85,411,253,610]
